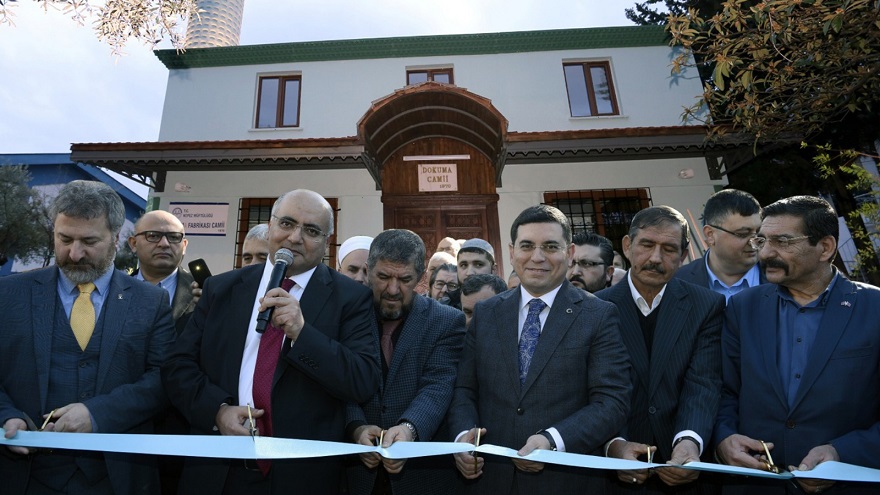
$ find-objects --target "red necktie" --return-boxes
[252,277,295,475]
[380,320,398,367]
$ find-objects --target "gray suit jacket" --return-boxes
[0,267,176,494]
[171,267,195,323]
[346,295,466,495]
[596,278,723,494]
[448,281,632,493]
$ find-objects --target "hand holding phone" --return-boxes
[188,258,212,287]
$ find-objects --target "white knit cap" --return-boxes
[337,236,373,269]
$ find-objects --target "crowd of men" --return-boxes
[2,182,879,495]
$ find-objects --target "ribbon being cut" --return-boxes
[2,429,879,484]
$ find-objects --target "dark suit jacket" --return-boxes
[448,281,632,493]
[0,267,175,495]
[716,275,880,494]
[346,295,466,495]
[674,252,766,293]
[162,262,382,495]
[596,277,724,494]
[131,267,195,335]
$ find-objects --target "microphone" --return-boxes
[255,248,295,333]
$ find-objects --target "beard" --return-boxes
[378,295,410,321]
[58,246,116,285]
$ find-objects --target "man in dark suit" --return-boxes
[448,204,632,493]
[128,209,197,494]
[162,189,381,495]
[128,210,196,331]
[346,229,466,494]
[675,189,765,301]
[716,195,880,495]
[0,180,175,494]
[596,206,724,494]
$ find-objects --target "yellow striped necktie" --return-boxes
[71,282,96,351]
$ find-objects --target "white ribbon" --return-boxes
[1,430,878,483]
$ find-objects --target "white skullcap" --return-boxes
[338,236,373,269]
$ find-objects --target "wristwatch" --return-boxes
[399,420,418,441]
[673,435,699,450]
[537,430,557,451]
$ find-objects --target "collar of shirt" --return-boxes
[626,270,666,317]
[705,250,761,291]
[135,267,179,305]
[516,284,562,339]
[257,262,318,301]
[777,270,838,309]
[57,265,114,318]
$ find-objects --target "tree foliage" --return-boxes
[0,0,198,54]
[668,0,880,142]
[626,0,726,26]
[668,0,880,281]
[0,165,53,266]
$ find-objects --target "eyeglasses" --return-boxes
[271,215,327,242]
[134,231,185,244]
[708,224,758,240]
[570,259,605,270]
[432,280,459,291]
[748,235,811,250]
[514,242,565,254]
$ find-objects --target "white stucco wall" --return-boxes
[158,45,702,141]
[154,168,383,273]
[155,156,722,272]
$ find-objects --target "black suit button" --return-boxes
[786,419,796,429]
[381,406,387,413]
[516,408,525,415]
[648,406,657,414]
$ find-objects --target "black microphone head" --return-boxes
[274,248,295,266]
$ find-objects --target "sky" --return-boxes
[0,0,638,197]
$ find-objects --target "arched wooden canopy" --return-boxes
[357,81,509,183]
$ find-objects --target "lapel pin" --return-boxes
[118,294,124,300]
[841,301,851,307]
[566,308,573,314]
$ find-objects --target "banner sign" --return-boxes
[169,202,229,236]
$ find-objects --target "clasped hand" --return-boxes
[3,403,93,456]
[353,424,414,474]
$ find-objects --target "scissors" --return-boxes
[246,403,257,442]
[40,409,57,432]
[759,440,782,474]
[473,426,482,473]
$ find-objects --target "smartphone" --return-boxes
[188,258,213,287]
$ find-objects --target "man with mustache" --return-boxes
[567,232,616,293]
[0,180,175,494]
[715,195,880,494]
[346,229,465,494]
[675,189,765,301]
[596,205,725,494]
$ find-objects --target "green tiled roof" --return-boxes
[155,25,668,69]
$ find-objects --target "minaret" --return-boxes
[184,0,246,48]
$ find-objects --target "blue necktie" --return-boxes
[518,298,547,385]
